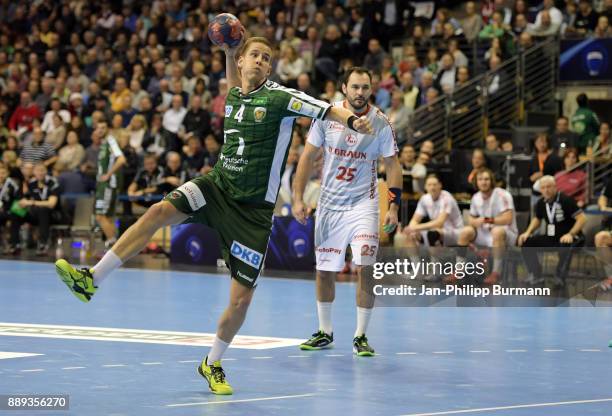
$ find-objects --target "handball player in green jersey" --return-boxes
[55,33,376,394]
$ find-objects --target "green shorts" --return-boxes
[95,183,117,216]
[164,174,273,288]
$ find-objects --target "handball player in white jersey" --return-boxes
[292,67,402,356]
[402,174,463,280]
[450,168,518,285]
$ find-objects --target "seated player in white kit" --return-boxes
[450,168,518,284]
[401,174,464,280]
[292,67,402,356]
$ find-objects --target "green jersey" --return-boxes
[212,79,331,205]
[97,134,124,189]
[571,106,600,151]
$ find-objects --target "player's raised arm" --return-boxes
[221,28,245,90]
[326,105,374,135]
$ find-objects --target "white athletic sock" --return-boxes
[207,336,230,363]
[317,301,333,335]
[92,250,122,285]
[354,307,372,338]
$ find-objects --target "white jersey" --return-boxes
[470,187,518,234]
[415,190,464,230]
[307,101,398,211]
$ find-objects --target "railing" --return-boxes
[403,38,557,160]
[556,148,611,203]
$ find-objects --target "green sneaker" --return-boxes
[198,356,233,395]
[55,259,97,303]
[299,330,333,350]
[353,334,375,357]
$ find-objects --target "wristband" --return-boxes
[388,187,401,206]
[347,115,358,131]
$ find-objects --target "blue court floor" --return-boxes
[1,259,612,416]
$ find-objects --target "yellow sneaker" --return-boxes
[197,356,233,395]
[55,259,97,302]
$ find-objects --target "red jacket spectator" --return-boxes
[8,92,41,132]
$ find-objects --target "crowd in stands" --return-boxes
[0,0,610,254]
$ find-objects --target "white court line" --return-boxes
[251,356,272,360]
[62,366,85,370]
[432,351,453,354]
[222,358,237,361]
[20,369,44,372]
[397,352,418,355]
[325,354,344,357]
[398,397,612,416]
[579,349,601,352]
[167,393,316,407]
[287,355,310,358]
[178,360,198,363]
[102,364,126,367]
[141,362,162,365]
[543,349,564,352]
[505,349,527,353]
[469,351,490,353]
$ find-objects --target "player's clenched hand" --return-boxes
[517,232,530,246]
[383,209,399,234]
[353,116,373,135]
[292,200,308,225]
[221,27,246,56]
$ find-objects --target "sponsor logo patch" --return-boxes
[225,105,233,117]
[316,247,342,254]
[253,106,267,122]
[288,98,303,112]
[236,270,255,283]
[176,182,206,211]
[345,134,357,146]
[168,191,182,200]
[230,241,263,269]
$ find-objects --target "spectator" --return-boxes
[19,126,57,167]
[181,95,211,144]
[320,80,343,104]
[41,98,70,133]
[153,79,173,113]
[45,113,66,150]
[574,0,599,35]
[513,13,529,36]
[183,135,205,178]
[371,73,390,111]
[315,24,347,81]
[460,148,488,195]
[528,9,561,38]
[275,45,305,88]
[158,151,188,194]
[419,72,435,103]
[519,175,586,287]
[162,94,187,152]
[571,93,600,154]
[127,153,164,207]
[296,73,318,98]
[130,79,148,112]
[379,56,398,91]
[588,121,611,156]
[56,130,85,172]
[127,114,148,156]
[385,90,412,147]
[8,91,41,133]
[550,116,580,155]
[479,11,508,40]
[555,148,587,208]
[110,77,131,113]
[448,39,468,68]
[434,53,458,95]
[593,16,611,38]
[202,134,221,174]
[529,132,564,192]
[16,163,60,255]
[399,71,421,112]
[0,164,21,254]
[461,2,483,42]
[535,0,564,29]
[363,38,386,74]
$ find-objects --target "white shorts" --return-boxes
[473,225,518,247]
[315,201,379,271]
[419,227,460,247]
